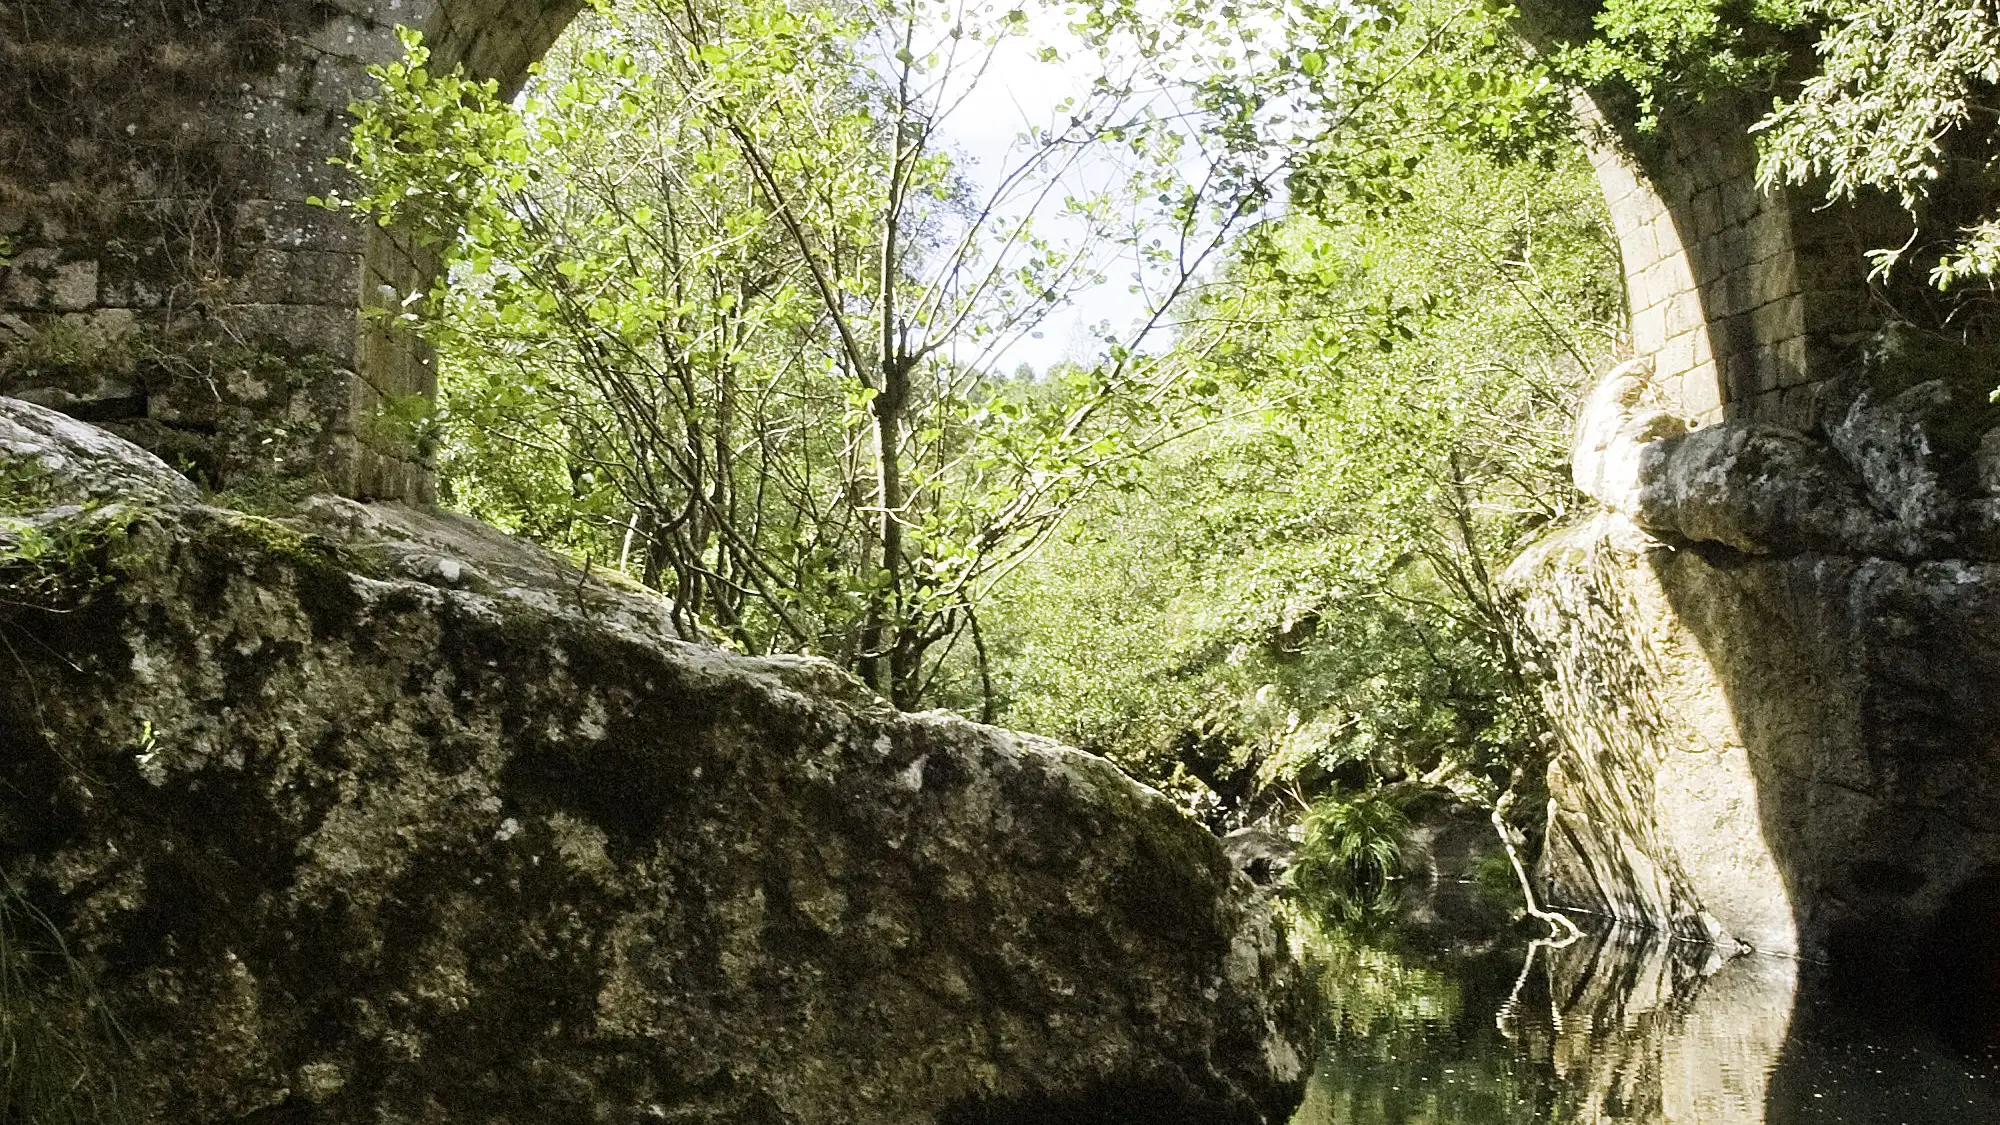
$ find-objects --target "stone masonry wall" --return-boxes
[0,0,578,502]
[1513,2,1910,433]
[1589,94,1897,431]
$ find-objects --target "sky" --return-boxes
[896,0,1240,376]
[929,23,1132,372]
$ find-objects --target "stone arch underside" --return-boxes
[0,0,581,502]
[1509,1,1907,432]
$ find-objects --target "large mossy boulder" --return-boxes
[0,397,1309,1124]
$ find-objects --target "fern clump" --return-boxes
[1291,789,1411,919]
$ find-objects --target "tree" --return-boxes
[328,0,1279,709]
[1755,0,2000,289]
[986,75,1621,826]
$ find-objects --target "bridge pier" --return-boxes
[1511,1,2000,978]
[0,0,577,501]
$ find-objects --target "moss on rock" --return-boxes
[0,396,1310,1125]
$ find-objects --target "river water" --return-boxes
[1289,926,2000,1125]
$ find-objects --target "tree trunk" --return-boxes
[866,360,909,703]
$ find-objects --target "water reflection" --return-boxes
[1291,927,1999,1124]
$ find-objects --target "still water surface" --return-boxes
[1290,928,1999,1125]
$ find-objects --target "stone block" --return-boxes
[96,254,175,310]
[1748,385,1805,430]
[1631,301,1670,352]
[1,248,100,312]
[303,11,412,69]
[69,307,138,344]
[1751,294,1805,344]
[249,141,358,201]
[1691,231,1733,285]
[234,200,369,255]
[363,238,438,290]
[1721,351,1757,403]
[1690,188,1725,240]
[1632,258,1680,310]
[235,248,362,308]
[294,57,400,116]
[1753,233,1796,272]
[357,327,437,402]
[1753,346,1784,395]
[1665,291,1704,337]
[1682,367,1723,420]
[1774,335,1811,388]
[1622,219,1659,273]
[1658,331,1699,380]
[1712,314,1751,361]
[1604,188,1651,234]
[1718,179,1764,225]
[1750,262,1795,309]
[1715,266,1757,318]
[220,302,360,364]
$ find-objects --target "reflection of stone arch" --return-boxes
[0,0,580,501]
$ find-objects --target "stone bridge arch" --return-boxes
[2,0,1903,502]
[0,1,580,501]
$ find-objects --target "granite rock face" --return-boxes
[1509,343,2000,1006]
[0,397,1309,1124]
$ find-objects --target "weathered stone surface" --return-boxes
[1571,357,1951,560]
[0,392,199,507]
[1220,826,1296,889]
[0,1,583,503]
[1507,514,1759,950]
[0,397,1308,1124]
[1510,353,2000,1002]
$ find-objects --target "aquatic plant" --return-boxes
[1292,789,1411,904]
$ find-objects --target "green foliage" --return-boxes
[331,0,1611,787]
[0,482,130,613]
[332,0,1276,709]
[0,319,136,387]
[1755,0,2000,287]
[1550,0,1805,130]
[312,26,524,249]
[1293,789,1412,902]
[986,129,1617,812]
